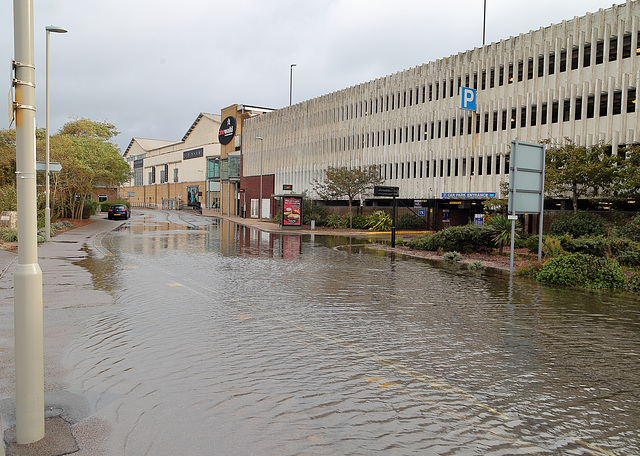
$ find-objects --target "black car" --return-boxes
[108,204,130,220]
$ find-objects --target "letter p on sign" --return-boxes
[461,87,476,111]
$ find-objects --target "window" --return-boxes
[437,121,442,139]
[501,110,507,130]
[541,103,547,125]
[499,66,504,86]
[495,155,501,175]
[596,40,604,64]
[552,102,559,123]
[429,84,433,101]
[430,122,435,139]
[447,159,451,177]
[563,99,571,122]
[462,158,467,176]
[600,93,608,116]
[485,112,489,132]
[454,158,459,176]
[530,105,537,126]
[476,114,481,134]
[609,36,618,61]
[473,73,478,90]
[559,49,567,72]
[548,53,555,75]
[450,78,454,97]
[444,120,449,138]
[486,155,492,175]
[583,43,591,67]
[492,111,498,132]
[622,33,632,59]
[420,161,423,178]
[510,108,516,129]
[442,80,447,99]
[159,168,166,184]
[459,117,464,136]
[439,160,444,177]
[508,63,514,83]
[134,168,143,186]
[148,169,155,185]
[628,88,637,113]
[571,46,579,70]
[587,95,595,118]
[452,118,456,137]
[527,58,534,79]
[435,83,439,101]
[521,107,527,128]
[517,60,523,81]
[490,68,495,88]
[575,97,582,120]
[612,91,622,115]
[482,70,486,90]
[98,194,108,202]
[538,56,544,77]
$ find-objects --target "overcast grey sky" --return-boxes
[2,0,620,152]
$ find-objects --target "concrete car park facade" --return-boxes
[121,1,639,225]
[241,1,639,215]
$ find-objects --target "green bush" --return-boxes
[325,214,343,228]
[349,214,369,229]
[0,228,18,242]
[549,212,605,237]
[443,251,463,262]
[619,214,640,242]
[468,260,485,270]
[397,212,424,230]
[368,210,392,231]
[542,236,566,258]
[625,273,640,293]
[536,253,625,289]
[424,223,492,253]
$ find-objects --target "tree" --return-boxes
[313,165,383,228]
[487,214,521,255]
[544,140,620,213]
[37,119,131,219]
[616,144,640,202]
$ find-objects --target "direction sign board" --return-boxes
[374,186,399,197]
[508,140,545,214]
[460,87,476,111]
[35,161,62,172]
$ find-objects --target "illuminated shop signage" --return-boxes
[183,148,203,160]
[218,116,237,145]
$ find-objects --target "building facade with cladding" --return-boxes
[242,1,639,208]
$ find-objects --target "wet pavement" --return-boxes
[1,209,640,455]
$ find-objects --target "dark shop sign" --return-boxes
[133,159,144,168]
[218,116,237,145]
[183,148,204,160]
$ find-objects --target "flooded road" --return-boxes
[70,210,640,455]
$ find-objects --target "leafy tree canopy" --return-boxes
[544,139,620,213]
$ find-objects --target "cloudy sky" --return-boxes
[2,0,619,152]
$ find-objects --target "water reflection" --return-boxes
[72,215,640,455]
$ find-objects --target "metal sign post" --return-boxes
[508,140,546,274]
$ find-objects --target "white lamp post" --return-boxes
[45,25,67,241]
[256,137,263,220]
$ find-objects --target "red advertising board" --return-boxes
[282,196,302,226]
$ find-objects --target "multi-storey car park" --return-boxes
[238,0,639,226]
[122,1,639,228]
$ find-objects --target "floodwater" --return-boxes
[70,210,640,455]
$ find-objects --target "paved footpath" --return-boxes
[0,216,121,456]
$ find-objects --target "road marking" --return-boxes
[233,314,253,320]
[168,283,183,287]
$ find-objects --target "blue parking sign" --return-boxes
[418,209,426,217]
[460,87,476,111]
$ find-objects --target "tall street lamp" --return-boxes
[45,25,67,242]
[289,63,296,106]
[256,137,263,220]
